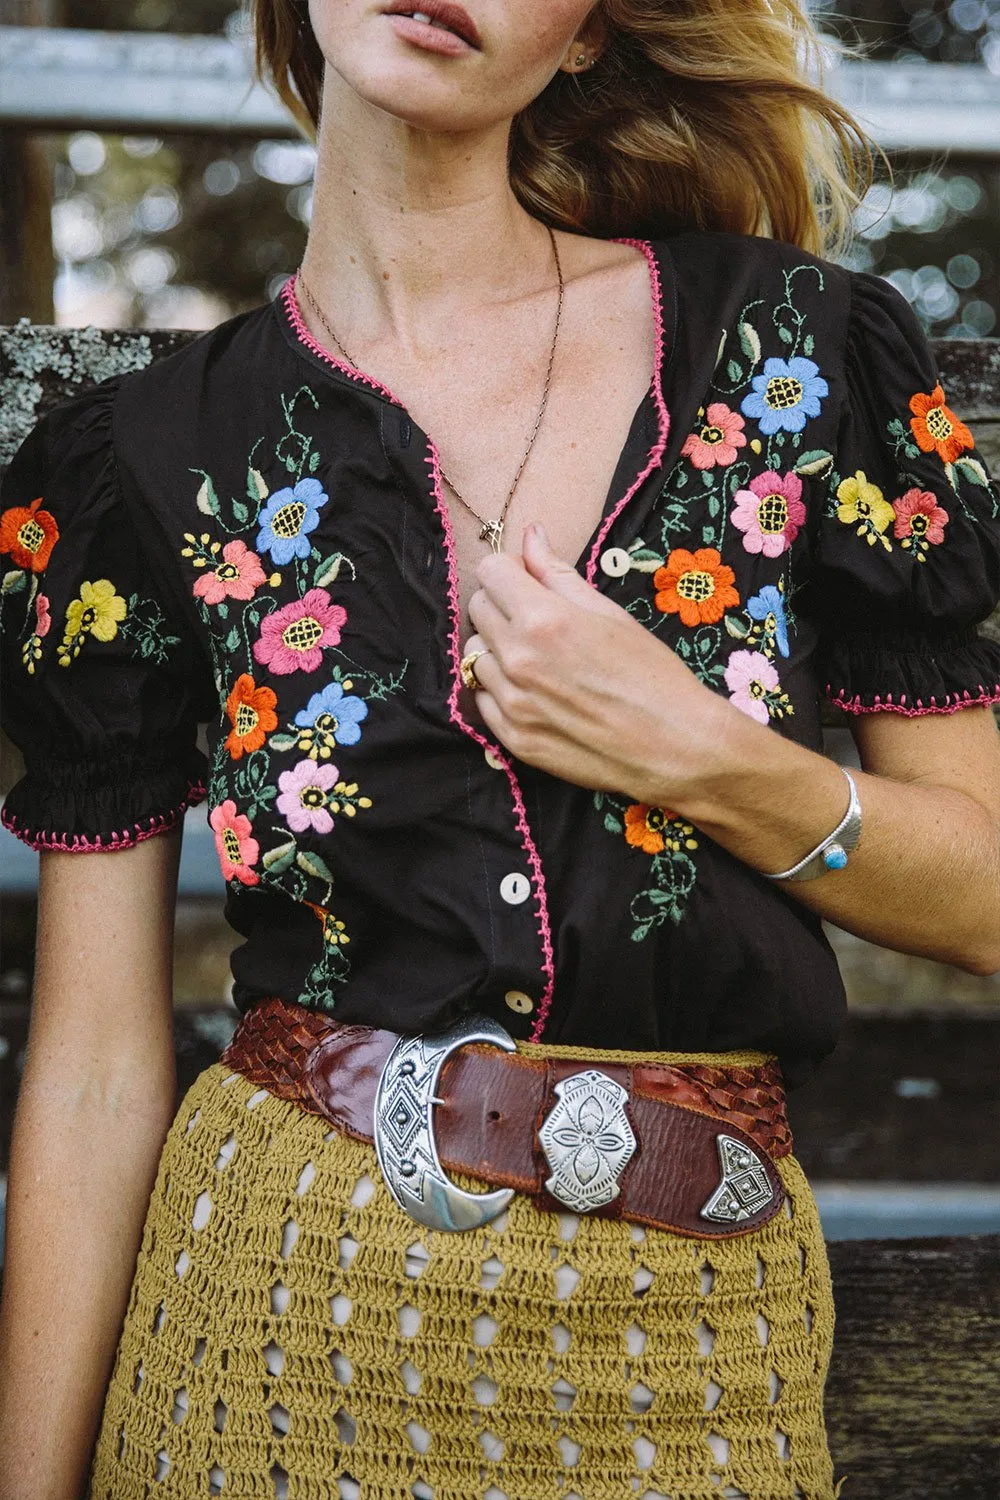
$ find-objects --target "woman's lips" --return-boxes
[385,13,477,58]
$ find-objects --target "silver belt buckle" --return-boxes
[373,1013,517,1233]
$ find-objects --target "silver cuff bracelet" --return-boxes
[764,766,862,883]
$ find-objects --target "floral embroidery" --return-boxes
[34,592,51,637]
[730,470,805,557]
[0,496,59,572]
[118,593,182,665]
[892,488,949,560]
[20,592,51,674]
[909,385,974,465]
[305,899,350,947]
[681,404,747,471]
[836,471,895,551]
[741,357,828,435]
[253,587,348,675]
[209,799,261,886]
[746,585,790,658]
[185,536,268,604]
[293,681,369,754]
[276,758,373,834]
[57,579,128,666]
[256,477,330,564]
[653,547,739,627]
[225,673,279,758]
[724,649,793,724]
[624,803,698,856]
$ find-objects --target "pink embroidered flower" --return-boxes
[724,649,781,725]
[277,758,340,834]
[192,539,267,605]
[252,587,347,675]
[730,470,806,558]
[209,799,260,886]
[34,592,51,637]
[681,403,747,470]
[892,488,949,549]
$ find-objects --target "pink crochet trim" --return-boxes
[826,684,1000,716]
[0,779,208,852]
[424,444,557,1039]
[584,237,671,583]
[280,275,403,406]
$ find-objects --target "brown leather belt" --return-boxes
[219,995,793,1238]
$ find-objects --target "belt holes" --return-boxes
[550,1376,576,1411]
[332,1293,353,1327]
[263,1341,285,1376]
[700,1261,715,1295]
[334,1407,357,1444]
[153,1449,170,1482]
[271,1462,289,1499]
[557,1435,581,1466]
[630,1380,654,1414]
[632,1264,654,1296]
[408,1420,432,1454]
[473,1373,498,1406]
[633,1435,656,1470]
[399,1358,422,1394]
[171,1386,188,1424]
[214,1399,228,1433]
[695,1319,715,1356]
[756,1313,771,1348]
[331,1350,354,1385]
[480,1254,504,1290]
[270,1403,290,1438]
[398,1303,421,1337]
[630,1224,646,1244]
[625,1322,646,1357]
[706,1431,729,1467]
[704,1378,723,1412]
[478,1430,504,1461]
[487,1109,501,1121]
[473,1312,498,1347]
[209,1464,225,1495]
[271,1280,289,1315]
[246,1088,269,1110]
[557,1213,579,1242]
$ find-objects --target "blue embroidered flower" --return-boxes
[741,357,829,435]
[256,478,329,565]
[293,680,369,755]
[747,585,789,658]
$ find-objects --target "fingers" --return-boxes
[522,523,622,616]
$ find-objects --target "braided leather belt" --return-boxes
[219,995,793,1238]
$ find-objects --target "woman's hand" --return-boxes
[464,522,727,804]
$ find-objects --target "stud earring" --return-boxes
[575,52,587,66]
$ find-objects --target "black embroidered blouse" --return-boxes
[3,232,1000,1088]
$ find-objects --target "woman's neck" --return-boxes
[298,71,558,358]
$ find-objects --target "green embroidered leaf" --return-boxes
[308,450,320,472]
[269,732,299,752]
[702,523,715,545]
[297,849,335,884]
[632,924,651,943]
[628,555,664,573]
[726,360,743,384]
[283,455,296,471]
[216,602,229,620]
[264,841,297,874]
[957,457,989,487]
[794,449,834,478]
[1,569,26,595]
[707,494,720,518]
[604,814,623,835]
[646,889,674,905]
[701,469,716,488]
[195,474,220,516]
[945,461,959,490]
[314,554,344,588]
[714,329,727,370]
[777,325,794,345]
[738,323,761,364]
[724,613,751,639]
[231,499,249,525]
[803,334,815,357]
[225,627,241,652]
[248,466,269,500]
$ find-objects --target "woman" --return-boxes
[1,0,999,1496]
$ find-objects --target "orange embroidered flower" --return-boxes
[225,672,279,758]
[0,497,59,572]
[909,385,974,465]
[653,547,739,627]
[625,803,674,855]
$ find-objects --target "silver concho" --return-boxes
[538,1069,637,1213]
[700,1133,775,1224]
[373,1013,516,1233]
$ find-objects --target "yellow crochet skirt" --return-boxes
[88,1047,839,1500]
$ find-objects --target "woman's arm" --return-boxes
[0,826,182,1500]
[466,524,1000,975]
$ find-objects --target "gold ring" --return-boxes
[459,649,488,691]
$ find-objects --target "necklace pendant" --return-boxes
[479,519,505,554]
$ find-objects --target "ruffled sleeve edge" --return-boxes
[0,775,208,853]
[822,629,1000,716]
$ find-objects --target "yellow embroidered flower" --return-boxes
[836,471,895,551]
[58,578,128,666]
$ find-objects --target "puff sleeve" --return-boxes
[798,270,1000,715]
[0,377,213,850]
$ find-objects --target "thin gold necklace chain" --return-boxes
[295,225,565,553]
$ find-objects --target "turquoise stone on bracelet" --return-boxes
[823,843,849,871]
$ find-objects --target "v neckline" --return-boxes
[271,235,672,579]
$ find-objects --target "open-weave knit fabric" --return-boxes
[88,1053,839,1500]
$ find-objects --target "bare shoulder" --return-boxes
[554,229,653,295]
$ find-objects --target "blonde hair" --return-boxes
[253,0,878,259]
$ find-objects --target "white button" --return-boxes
[484,747,505,770]
[504,990,534,1015]
[499,872,531,905]
[599,546,632,578]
